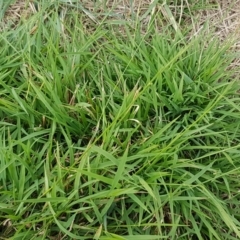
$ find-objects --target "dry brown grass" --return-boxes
[2,0,240,68]
[199,0,240,71]
[192,1,240,44]
[3,1,240,36]
[1,1,37,29]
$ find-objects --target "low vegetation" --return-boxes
[0,1,240,239]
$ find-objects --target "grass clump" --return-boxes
[1,2,240,240]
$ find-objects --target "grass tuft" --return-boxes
[0,1,240,239]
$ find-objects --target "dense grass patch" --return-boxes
[1,2,240,240]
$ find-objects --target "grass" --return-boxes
[1,1,240,239]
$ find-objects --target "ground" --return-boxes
[1,1,240,239]
[2,0,240,66]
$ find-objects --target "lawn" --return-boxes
[0,1,240,239]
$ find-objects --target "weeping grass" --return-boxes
[0,1,240,240]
